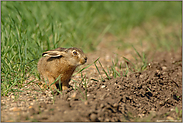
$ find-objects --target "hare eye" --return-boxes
[73,51,77,55]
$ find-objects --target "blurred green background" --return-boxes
[1,1,182,95]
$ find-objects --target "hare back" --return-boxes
[38,56,76,76]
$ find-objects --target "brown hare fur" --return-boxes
[37,47,87,91]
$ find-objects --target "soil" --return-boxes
[1,37,182,122]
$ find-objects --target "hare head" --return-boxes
[42,47,87,67]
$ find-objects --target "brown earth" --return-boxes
[1,46,182,122]
[1,30,182,122]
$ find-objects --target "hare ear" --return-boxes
[42,51,66,57]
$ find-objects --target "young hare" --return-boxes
[37,47,87,91]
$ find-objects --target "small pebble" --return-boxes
[159,101,165,106]
[113,103,119,108]
[101,85,106,88]
[138,114,145,118]
[90,113,98,121]
[139,74,144,78]
[84,101,89,105]
[162,66,167,70]
[11,95,15,99]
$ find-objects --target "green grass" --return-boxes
[123,45,148,72]
[1,1,182,96]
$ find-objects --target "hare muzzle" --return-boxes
[80,56,87,64]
